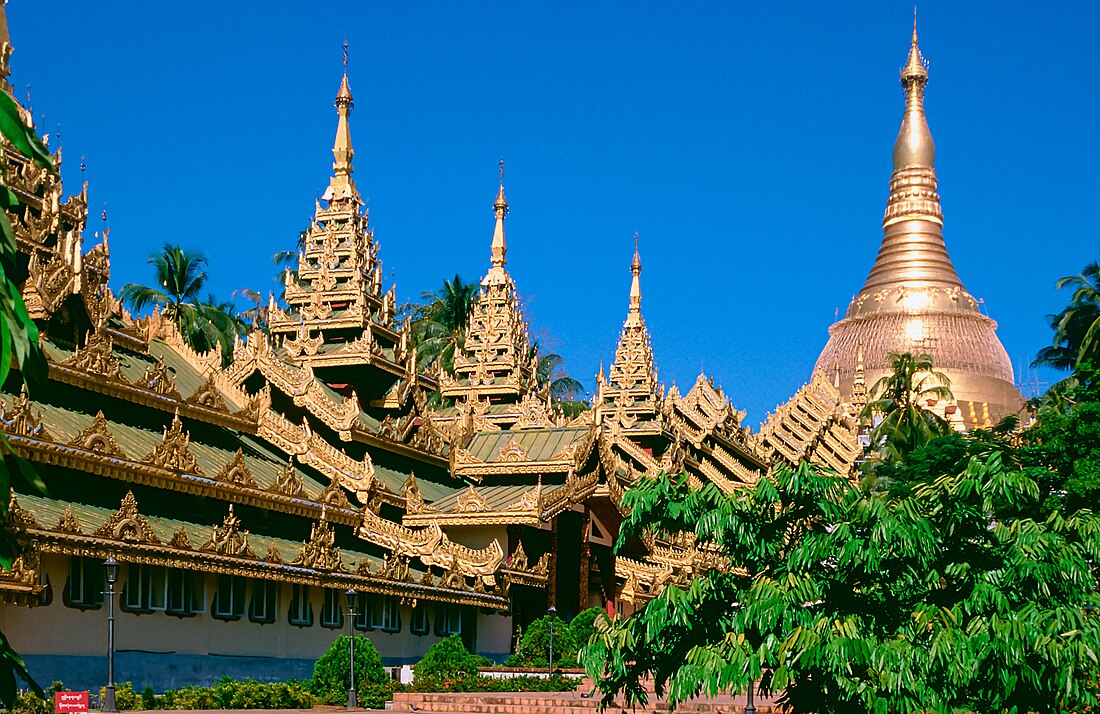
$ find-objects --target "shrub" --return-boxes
[505,615,576,669]
[412,674,578,693]
[98,683,141,711]
[413,635,490,688]
[8,682,64,714]
[567,608,604,652]
[309,635,388,708]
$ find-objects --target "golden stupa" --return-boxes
[814,21,1023,428]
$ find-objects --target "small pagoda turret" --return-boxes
[595,235,663,435]
[439,165,536,414]
[267,56,413,406]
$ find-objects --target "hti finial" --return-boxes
[499,158,504,184]
[912,7,918,45]
[342,40,348,73]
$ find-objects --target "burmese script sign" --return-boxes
[54,692,88,713]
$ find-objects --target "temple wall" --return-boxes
[1,554,511,692]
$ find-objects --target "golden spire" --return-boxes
[893,11,934,169]
[626,232,643,327]
[0,1,14,95]
[484,160,510,286]
[323,41,358,204]
[850,339,867,412]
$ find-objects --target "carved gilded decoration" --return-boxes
[216,449,257,488]
[93,491,159,544]
[143,412,204,475]
[67,411,128,458]
[293,518,343,571]
[0,390,51,440]
[200,505,256,558]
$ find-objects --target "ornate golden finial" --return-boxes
[323,41,357,203]
[894,12,933,169]
[628,233,642,321]
[487,161,509,279]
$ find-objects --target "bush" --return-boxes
[567,607,604,652]
[98,683,141,711]
[309,635,389,708]
[412,674,577,693]
[413,635,490,688]
[9,682,64,714]
[505,615,577,669]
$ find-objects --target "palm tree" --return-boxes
[530,340,586,415]
[1034,257,1100,372]
[233,287,269,331]
[120,244,244,365]
[409,275,478,374]
[862,352,954,463]
[272,227,309,300]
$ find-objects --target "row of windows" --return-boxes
[63,557,463,634]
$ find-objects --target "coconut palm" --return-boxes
[233,287,269,331]
[409,275,478,374]
[530,340,586,414]
[272,227,309,300]
[1034,257,1100,372]
[120,244,244,364]
[862,351,954,462]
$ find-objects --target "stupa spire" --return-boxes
[894,11,933,169]
[0,1,14,95]
[627,232,642,325]
[484,160,510,286]
[323,41,358,204]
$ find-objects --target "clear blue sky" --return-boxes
[10,2,1097,424]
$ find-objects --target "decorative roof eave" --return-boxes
[227,348,447,466]
[49,359,262,433]
[451,428,597,480]
[26,529,506,610]
[5,433,361,526]
[257,410,373,497]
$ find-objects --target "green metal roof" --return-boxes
[465,426,589,463]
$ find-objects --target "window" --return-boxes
[320,588,344,629]
[64,556,104,609]
[353,592,372,631]
[249,579,278,624]
[213,574,246,620]
[410,605,429,636]
[435,603,462,636]
[289,584,313,627]
[374,595,400,632]
[122,564,167,613]
[167,569,205,616]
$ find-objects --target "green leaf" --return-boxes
[0,92,53,169]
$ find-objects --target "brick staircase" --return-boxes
[389,683,782,714]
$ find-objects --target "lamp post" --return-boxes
[745,680,755,714]
[103,557,119,713]
[547,605,556,676]
[345,588,357,710]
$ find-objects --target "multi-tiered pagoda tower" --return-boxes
[814,23,1023,427]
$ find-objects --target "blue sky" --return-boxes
[10,2,1097,424]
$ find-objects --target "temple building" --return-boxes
[813,23,1024,427]
[0,5,862,692]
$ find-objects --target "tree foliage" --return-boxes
[408,274,478,375]
[1034,257,1100,372]
[581,452,1100,713]
[0,89,55,705]
[862,351,954,464]
[413,634,489,687]
[119,244,244,366]
[309,635,389,708]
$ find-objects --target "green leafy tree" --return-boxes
[0,90,56,705]
[530,340,587,417]
[409,275,478,374]
[232,287,269,332]
[310,634,389,708]
[413,634,490,687]
[1035,256,1100,371]
[505,614,577,669]
[119,245,244,365]
[581,456,1100,713]
[862,351,953,464]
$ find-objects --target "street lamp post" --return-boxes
[547,605,556,676]
[745,680,756,714]
[103,557,119,713]
[345,589,357,710]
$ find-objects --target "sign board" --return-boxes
[54,692,88,713]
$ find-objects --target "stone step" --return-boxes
[388,691,780,714]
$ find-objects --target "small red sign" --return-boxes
[54,692,88,713]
